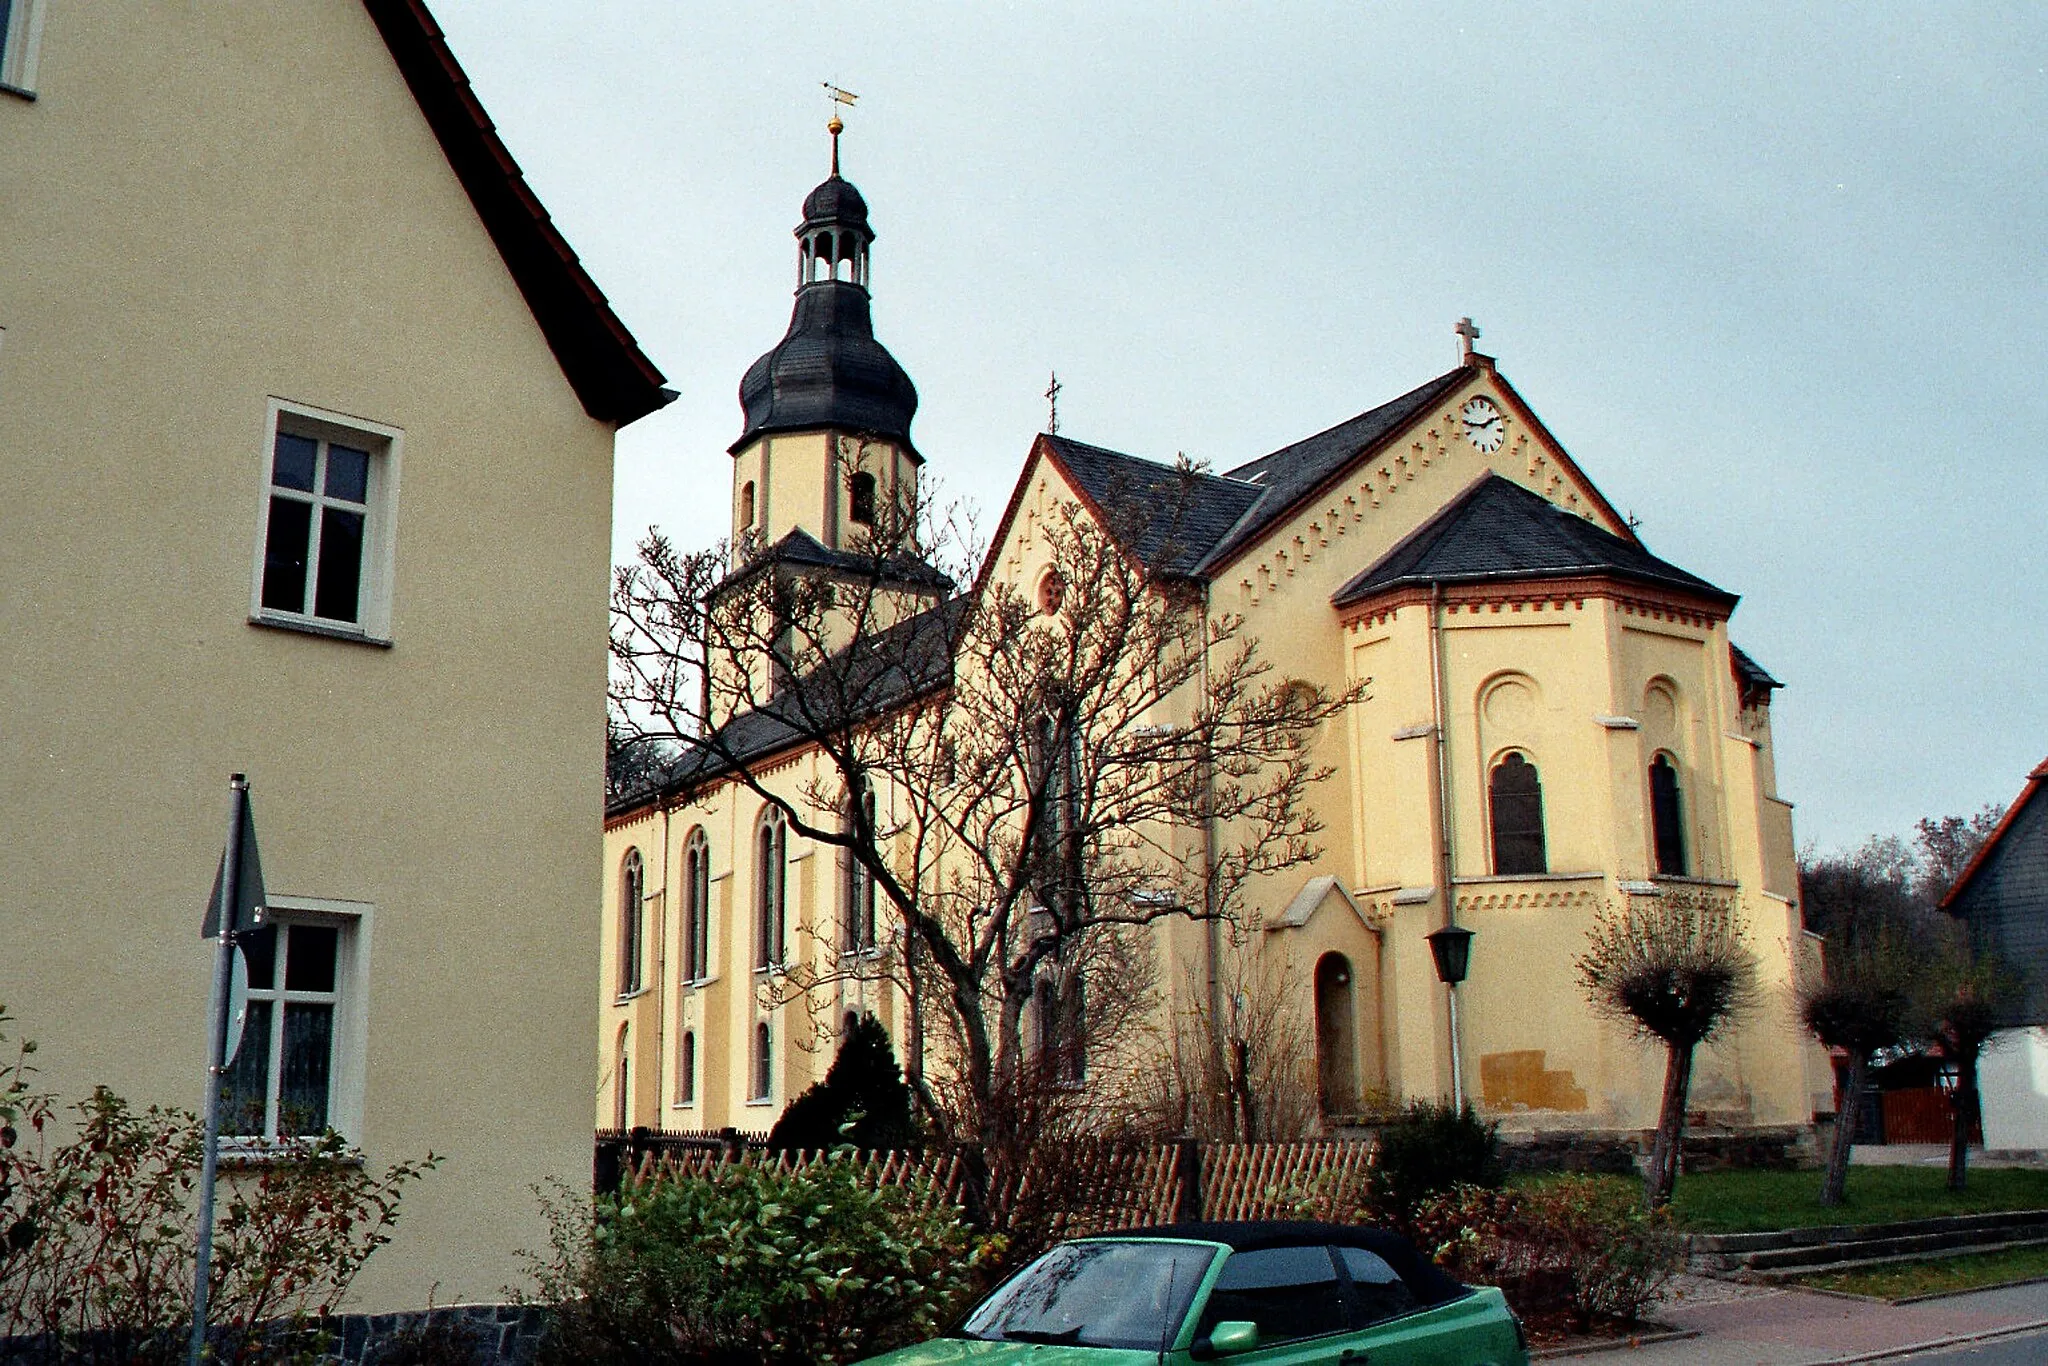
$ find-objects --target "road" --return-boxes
[1894,1326,2048,1363]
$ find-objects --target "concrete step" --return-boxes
[1743,1234,2048,1282]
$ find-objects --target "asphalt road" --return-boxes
[1894,1327,2048,1364]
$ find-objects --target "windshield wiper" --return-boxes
[1002,1326,1086,1344]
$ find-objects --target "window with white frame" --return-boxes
[253,402,401,640]
[682,828,709,983]
[618,848,645,996]
[755,808,787,969]
[217,902,368,1144]
[0,0,48,96]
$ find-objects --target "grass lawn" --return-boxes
[1668,1167,2048,1234]
[1797,1243,2048,1300]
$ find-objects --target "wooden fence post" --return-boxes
[1174,1137,1203,1223]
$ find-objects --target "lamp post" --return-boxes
[1426,925,1475,1112]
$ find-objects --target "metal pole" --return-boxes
[189,774,246,1366]
[1447,986,1465,1113]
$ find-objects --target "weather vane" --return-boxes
[822,82,858,175]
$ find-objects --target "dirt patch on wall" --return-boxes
[1481,1050,1588,1112]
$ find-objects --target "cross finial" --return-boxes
[821,83,858,175]
[1455,316,1482,364]
[1045,371,1063,434]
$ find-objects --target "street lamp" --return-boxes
[1426,925,1475,1111]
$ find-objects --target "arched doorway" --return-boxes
[1315,952,1359,1116]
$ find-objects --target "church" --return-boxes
[601,136,1825,1144]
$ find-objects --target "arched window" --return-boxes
[682,828,710,983]
[738,480,756,532]
[614,1024,631,1131]
[1650,754,1687,876]
[677,1030,696,1106]
[756,808,788,969]
[844,783,878,954]
[1030,714,1081,916]
[1036,971,1086,1085]
[752,1021,773,1100]
[617,849,644,996]
[1489,752,1547,875]
[848,471,877,526]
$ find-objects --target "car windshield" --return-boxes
[959,1240,1219,1350]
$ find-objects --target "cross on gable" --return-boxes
[1455,316,1482,362]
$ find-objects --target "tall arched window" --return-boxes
[756,808,788,969]
[844,783,878,954]
[1030,714,1081,915]
[848,471,877,526]
[1036,971,1086,1085]
[617,849,645,996]
[1489,752,1547,875]
[682,828,710,983]
[738,480,756,532]
[752,1021,773,1100]
[677,1030,697,1106]
[1650,754,1687,876]
[613,1024,631,1131]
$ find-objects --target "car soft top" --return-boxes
[1105,1220,1468,1307]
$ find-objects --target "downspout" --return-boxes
[653,801,672,1123]
[1427,581,1465,1110]
[1199,582,1225,1073]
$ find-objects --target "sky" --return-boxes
[428,1,2046,855]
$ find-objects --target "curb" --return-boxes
[1819,1315,2048,1363]
[1893,1271,2048,1305]
[1530,1325,1698,1359]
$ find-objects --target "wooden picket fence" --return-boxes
[594,1129,1378,1237]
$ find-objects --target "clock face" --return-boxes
[1461,397,1506,453]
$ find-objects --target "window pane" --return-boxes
[962,1241,1217,1351]
[313,508,364,622]
[279,1003,333,1135]
[272,432,317,491]
[324,444,370,503]
[241,924,278,990]
[285,924,338,992]
[220,998,273,1137]
[261,497,312,613]
[1198,1246,1348,1345]
[1336,1247,1417,1326]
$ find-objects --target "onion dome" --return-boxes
[732,168,918,456]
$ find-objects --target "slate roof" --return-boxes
[1040,436,1263,576]
[1330,474,1738,609]
[1730,643,1782,706]
[363,0,671,426]
[1940,757,2048,914]
[735,279,919,454]
[609,596,967,816]
[717,528,955,598]
[1197,367,1475,572]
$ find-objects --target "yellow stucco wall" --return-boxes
[1,2,619,1311]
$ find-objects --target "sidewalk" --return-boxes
[1539,1275,2048,1364]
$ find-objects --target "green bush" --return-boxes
[1409,1176,1681,1331]
[1368,1099,1501,1225]
[766,1017,919,1153]
[528,1152,996,1366]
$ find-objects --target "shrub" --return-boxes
[1368,1099,1501,1226]
[766,1017,918,1153]
[528,1152,996,1366]
[1409,1176,1681,1332]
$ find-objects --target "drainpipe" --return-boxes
[1199,583,1225,1073]
[1427,582,1465,1110]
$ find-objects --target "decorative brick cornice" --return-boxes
[1338,574,1728,631]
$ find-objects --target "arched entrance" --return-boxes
[1315,952,1359,1116]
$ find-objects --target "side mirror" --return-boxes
[1190,1321,1260,1359]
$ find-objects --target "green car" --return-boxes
[858,1220,1528,1366]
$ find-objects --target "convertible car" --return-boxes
[857,1220,1529,1365]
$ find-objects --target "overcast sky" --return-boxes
[429,1,2045,855]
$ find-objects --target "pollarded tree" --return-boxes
[1920,923,2024,1192]
[1798,912,1924,1207]
[1575,891,1756,1209]
[609,453,1359,1153]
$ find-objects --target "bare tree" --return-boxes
[1798,912,1924,1207]
[608,455,1358,1153]
[1915,806,2007,907]
[1575,891,1757,1209]
[1921,923,2024,1191]
[1138,943,1320,1142]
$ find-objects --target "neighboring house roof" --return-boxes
[608,596,968,817]
[1940,757,2048,914]
[1330,473,1738,610]
[715,528,956,599]
[363,0,672,427]
[1195,368,1476,572]
[1039,435,1264,576]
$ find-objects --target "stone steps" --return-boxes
[1688,1209,2048,1278]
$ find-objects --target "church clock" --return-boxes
[1460,396,1506,453]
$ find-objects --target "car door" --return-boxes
[1190,1244,1362,1366]
[1333,1246,1518,1366]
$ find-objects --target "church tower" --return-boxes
[728,119,921,562]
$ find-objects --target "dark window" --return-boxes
[1196,1245,1350,1346]
[848,471,877,526]
[1489,752,1547,875]
[220,919,344,1141]
[260,431,372,625]
[756,812,787,967]
[1031,714,1081,914]
[1335,1247,1418,1327]
[679,1031,696,1105]
[618,849,645,994]
[753,1022,772,1099]
[844,785,878,952]
[1651,754,1687,876]
[683,830,709,982]
[739,480,756,530]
